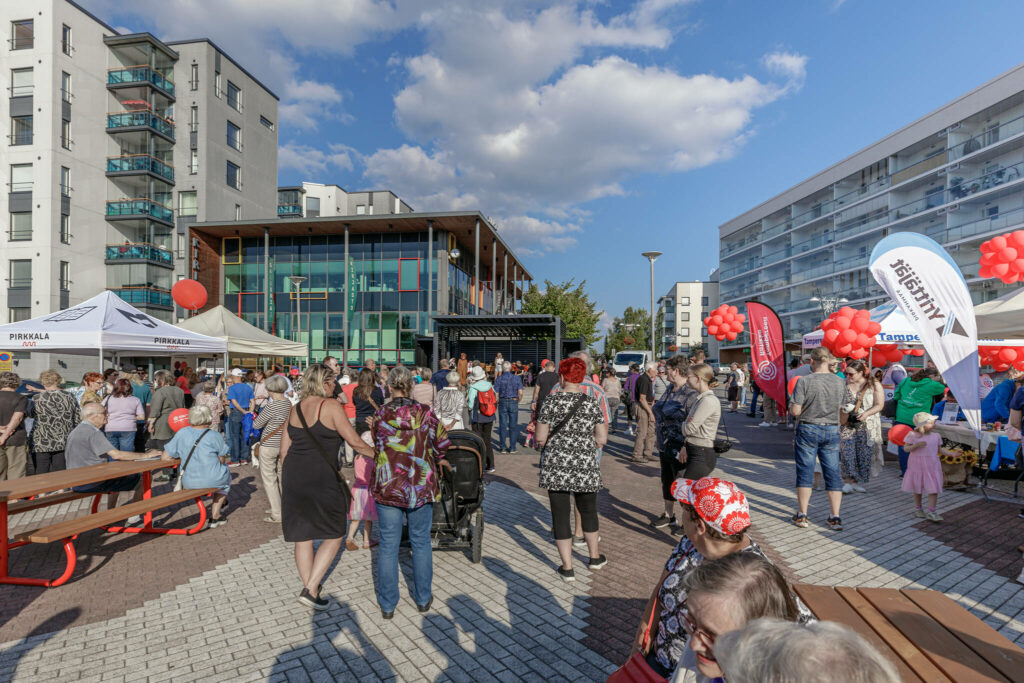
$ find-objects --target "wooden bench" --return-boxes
[793,584,1024,683]
[7,490,97,515]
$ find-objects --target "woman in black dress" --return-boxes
[280,364,374,611]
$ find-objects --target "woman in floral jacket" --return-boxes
[368,365,450,620]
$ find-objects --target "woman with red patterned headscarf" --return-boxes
[534,357,608,583]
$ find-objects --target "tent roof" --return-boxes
[975,286,1024,337]
[175,306,307,357]
[0,291,227,355]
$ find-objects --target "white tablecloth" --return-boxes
[933,423,1004,452]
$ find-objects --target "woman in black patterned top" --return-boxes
[31,370,81,473]
[535,357,608,582]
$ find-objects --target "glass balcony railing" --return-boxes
[105,243,174,266]
[105,199,174,223]
[277,204,303,217]
[107,66,175,96]
[107,111,175,139]
[106,155,174,182]
[948,112,1024,161]
[110,287,172,308]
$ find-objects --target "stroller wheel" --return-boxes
[471,510,484,564]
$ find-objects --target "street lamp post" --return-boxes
[287,275,307,368]
[809,287,849,319]
[641,251,662,362]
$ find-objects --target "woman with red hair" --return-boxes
[535,357,608,582]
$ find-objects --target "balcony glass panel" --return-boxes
[278,204,303,217]
[948,113,1024,161]
[106,155,174,182]
[105,243,173,266]
[107,111,175,139]
[110,287,172,307]
[106,199,173,223]
[107,66,175,96]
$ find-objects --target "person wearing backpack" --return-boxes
[467,365,497,472]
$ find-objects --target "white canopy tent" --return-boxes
[0,291,227,364]
[174,305,307,358]
[974,286,1024,338]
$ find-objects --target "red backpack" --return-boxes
[476,387,498,417]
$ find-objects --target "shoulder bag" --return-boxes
[252,416,286,459]
[695,395,733,454]
[543,393,587,446]
[606,602,661,682]
[173,429,211,492]
[296,400,353,506]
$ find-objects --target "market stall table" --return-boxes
[933,422,1005,453]
[0,459,215,587]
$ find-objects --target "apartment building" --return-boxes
[277,182,413,218]
[1,0,277,376]
[657,277,719,360]
[718,61,1024,360]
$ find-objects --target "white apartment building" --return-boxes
[658,277,719,360]
[1,0,278,377]
[718,61,1024,360]
[277,182,413,218]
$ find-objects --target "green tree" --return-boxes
[606,306,651,356]
[521,279,602,347]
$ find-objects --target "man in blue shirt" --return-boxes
[494,362,524,454]
[982,369,1023,423]
[431,360,453,394]
[226,371,255,465]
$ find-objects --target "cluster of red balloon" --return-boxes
[979,346,1024,372]
[978,231,1024,284]
[870,344,905,368]
[703,304,745,341]
[900,348,925,357]
[171,279,208,311]
[819,307,880,360]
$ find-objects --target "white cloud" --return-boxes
[762,51,809,90]
[598,311,615,332]
[278,143,354,177]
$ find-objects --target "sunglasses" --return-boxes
[681,599,718,661]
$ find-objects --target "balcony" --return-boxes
[106,199,174,225]
[277,204,303,217]
[109,286,172,308]
[106,154,175,183]
[106,111,175,141]
[107,66,175,98]
[105,243,174,267]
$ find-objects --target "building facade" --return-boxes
[190,213,533,366]
[658,277,719,360]
[718,62,1024,359]
[2,0,277,376]
[277,182,413,219]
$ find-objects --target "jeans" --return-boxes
[747,383,761,416]
[227,411,246,463]
[794,423,841,491]
[106,431,136,452]
[497,398,519,451]
[376,503,433,612]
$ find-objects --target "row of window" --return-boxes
[9,20,70,53]
[8,165,72,242]
[7,259,70,289]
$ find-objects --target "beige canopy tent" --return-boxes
[175,305,308,358]
[975,287,1024,338]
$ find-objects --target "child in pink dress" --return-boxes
[901,412,950,522]
[346,431,378,550]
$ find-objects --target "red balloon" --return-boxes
[838,307,856,319]
[169,408,190,432]
[854,309,871,319]
[836,343,853,357]
[731,321,744,332]
[888,424,912,446]
[1001,247,1018,261]
[788,375,801,396]
[994,263,1011,277]
[735,314,746,323]
[723,312,735,322]
[172,279,208,310]
[821,319,835,331]
[871,354,887,368]
[992,235,1008,250]
[728,306,738,315]
[995,363,1011,372]
[851,317,869,333]
[824,329,840,344]
[1012,230,1024,249]
[1014,259,1024,273]
[1001,348,1019,363]
[711,315,723,325]
[979,265,994,279]
[866,321,882,336]
[707,325,719,335]
[980,252,997,266]
[840,328,857,343]
[980,241,994,254]
[725,331,738,341]
[834,317,851,331]
[1002,274,1020,285]
[855,333,872,348]
[849,348,868,360]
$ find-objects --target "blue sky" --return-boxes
[86,0,1024,333]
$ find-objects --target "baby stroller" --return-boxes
[432,429,486,563]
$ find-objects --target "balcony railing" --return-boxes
[107,111,175,139]
[8,132,32,146]
[105,199,174,223]
[109,286,172,308]
[948,112,1024,162]
[105,243,174,266]
[106,154,174,182]
[107,66,175,96]
[277,204,303,217]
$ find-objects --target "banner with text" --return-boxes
[868,233,981,435]
[745,301,787,414]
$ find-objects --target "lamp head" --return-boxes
[809,296,820,303]
[449,248,461,260]
[641,251,663,261]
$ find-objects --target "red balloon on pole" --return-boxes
[888,424,912,446]
[172,279,208,310]
[168,408,190,432]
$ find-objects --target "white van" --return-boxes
[612,351,652,379]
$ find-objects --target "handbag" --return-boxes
[296,401,353,507]
[173,429,210,492]
[713,419,733,454]
[543,393,587,446]
[252,417,285,459]
[607,600,661,683]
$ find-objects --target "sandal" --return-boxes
[792,513,809,528]
[345,539,360,551]
[827,516,844,531]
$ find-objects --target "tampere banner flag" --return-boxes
[869,233,981,435]
[745,301,787,413]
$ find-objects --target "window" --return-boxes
[190,63,198,90]
[10,67,32,96]
[306,196,320,217]
[60,167,71,196]
[701,296,709,306]
[356,205,366,215]
[190,149,198,174]
[399,258,420,291]
[214,70,221,97]
[702,327,708,338]
[61,119,71,149]
[11,20,33,50]
[60,24,72,55]
[178,191,197,217]
[680,328,689,337]
[226,161,240,189]
[59,261,70,290]
[259,115,274,131]
[8,307,29,323]
[680,312,690,321]
[10,213,31,241]
[10,163,31,191]
[9,259,31,287]
[189,105,198,131]
[234,204,241,220]
[10,115,32,145]
[226,121,241,150]
[679,296,690,305]
[226,81,241,111]
[60,214,71,243]
[61,71,71,101]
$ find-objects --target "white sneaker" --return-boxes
[841,484,854,494]
[852,484,867,493]
[758,422,772,427]
[125,515,142,525]
[926,510,943,523]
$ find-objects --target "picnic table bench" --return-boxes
[1,459,216,587]
[793,584,1024,682]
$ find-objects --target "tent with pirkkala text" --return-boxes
[174,305,307,358]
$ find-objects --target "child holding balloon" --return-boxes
[901,412,950,522]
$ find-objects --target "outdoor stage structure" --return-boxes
[428,315,584,370]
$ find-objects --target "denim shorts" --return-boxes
[794,423,841,491]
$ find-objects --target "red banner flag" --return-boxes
[745,301,787,412]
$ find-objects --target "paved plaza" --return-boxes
[2,403,1023,681]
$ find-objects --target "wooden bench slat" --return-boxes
[0,459,178,502]
[901,589,1024,683]
[793,584,933,683]
[7,491,95,515]
[14,488,217,544]
[859,588,1011,683]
